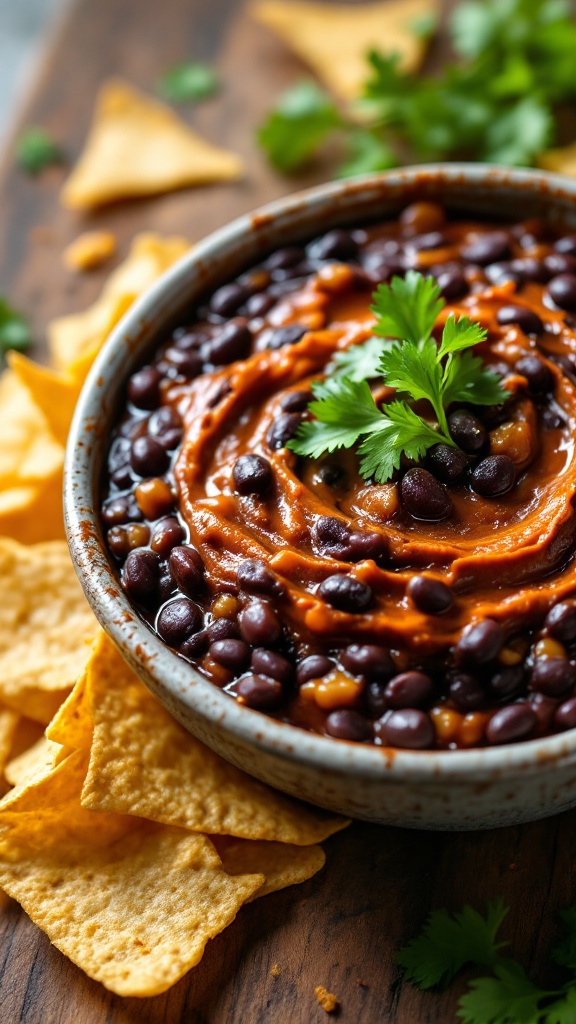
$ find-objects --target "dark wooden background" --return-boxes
[1,0,575,1021]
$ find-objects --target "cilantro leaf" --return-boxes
[357,402,444,484]
[442,351,509,408]
[257,81,342,172]
[457,961,552,1024]
[330,337,387,381]
[544,987,576,1024]
[397,901,509,990]
[482,95,553,166]
[288,377,384,458]
[371,270,444,347]
[552,906,576,971]
[0,299,32,355]
[338,129,398,178]
[439,315,488,357]
[15,128,63,175]
[379,336,449,437]
[158,62,219,103]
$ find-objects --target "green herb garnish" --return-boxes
[288,271,507,483]
[398,900,576,1024]
[258,0,576,175]
[256,80,342,172]
[15,128,63,175]
[0,299,32,356]
[158,62,220,103]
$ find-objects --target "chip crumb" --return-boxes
[356,977,368,988]
[64,231,117,272]
[270,962,280,976]
[315,985,339,1013]
[509,862,518,871]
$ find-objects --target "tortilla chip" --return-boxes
[63,230,117,272]
[0,708,20,782]
[61,79,243,209]
[81,632,348,845]
[0,370,63,490]
[0,751,264,996]
[45,669,93,750]
[0,472,65,544]
[4,735,63,788]
[251,0,435,100]
[8,352,80,447]
[48,232,190,373]
[215,837,325,900]
[539,143,576,177]
[0,539,97,722]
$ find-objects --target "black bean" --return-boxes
[361,253,405,285]
[400,468,452,522]
[484,261,521,286]
[110,464,133,489]
[407,231,447,251]
[345,530,388,564]
[471,455,515,497]
[159,570,176,603]
[163,346,203,379]
[546,601,576,643]
[296,655,334,685]
[232,454,273,496]
[130,435,170,478]
[555,235,576,256]
[341,644,394,681]
[280,389,312,413]
[509,257,551,283]
[317,574,374,613]
[325,710,371,741]
[236,673,283,709]
[365,681,388,718]
[497,305,543,335]
[107,526,132,560]
[548,274,576,312]
[266,325,307,350]
[515,355,554,395]
[203,318,252,365]
[384,671,433,709]
[436,267,468,300]
[490,665,525,702]
[108,436,131,476]
[122,548,161,606]
[378,709,434,749]
[148,406,183,445]
[180,629,209,658]
[456,618,504,666]
[311,516,350,557]
[209,638,251,671]
[486,704,537,745]
[307,229,358,262]
[169,545,205,597]
[128,366,162,410]
[150,517,185,556]
[245,293,276,318]
[172,327,205,350]
[265,246,306,271]
[251,648,293,683]
[554,697,576,731]
[266,412,302,450]
[530,657,576,697]
[239,601,282,645]
[209,282,250,318]
[528,691,558,732]
[425,443,469,483]
[449,674,486,711]
[541,407,565,430]
[448,410,487,455]
[207,618,240,642]
[316,462,347,488]
[545,254,576,277]
[461,231,510,266]
[237,558,286,598]
[407,575,453,614]
[102,494,142,527]
[157,598,203,645]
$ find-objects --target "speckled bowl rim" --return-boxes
[65,163,576,784]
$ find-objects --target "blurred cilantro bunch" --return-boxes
[258,0,576,175]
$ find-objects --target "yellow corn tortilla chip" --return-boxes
[215,837,325,900]
[81,632,348,844]
[8,352,80,447]
[63,230,117,272]
[251,0,436,100]
[61,78,243,210]
[4,735,63,788]
[45,668,93,750]
[539,143,576,177]
[0,751,264,996]
[48,232,190,373]
[0,370,64,490]
[0,472,65,544]
[0,708,20,783]
[0,539,97,722]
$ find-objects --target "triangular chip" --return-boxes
[4,735,64,788]
[81,632,348,845]
[0,370,63,490]
[8,352,80,447]
[0,751,264,996]
[0,472,66,544]
[539,143,576,177]
[251,0,436,100]
[48,232,190,373]
[61,78,243,209]
[0,539,97,722]
[46,668,93,750]
[214,837,325,900]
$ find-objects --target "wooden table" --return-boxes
[1,0,575,1020]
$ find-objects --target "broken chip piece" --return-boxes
[63,230,117,271]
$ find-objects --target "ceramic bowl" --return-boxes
[65,164,576,830]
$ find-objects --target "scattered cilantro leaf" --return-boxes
[397,901,509,990]
[257,81,342,172]
[457,961,552,1024]
[330,336,387,381]
[371,270,444,347]
[158,62,219,103]
[544,986,576,1024]
[338,129,398,178]
[482,95,553,166]
[357,402,446,484]
[0,298,32,355]
[15,128,63,175]
[288,377,384,459]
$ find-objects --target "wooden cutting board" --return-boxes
[1,0,575,1020]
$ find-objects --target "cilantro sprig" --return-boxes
[258,0,576,175]
[288,271,507,483]
[398,900,576,1024]
[15,128,63,175]
[0,298,32,358]
[158,62,220,103]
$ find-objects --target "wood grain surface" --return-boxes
[1,0,574,1021]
